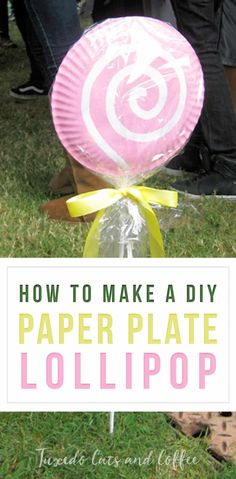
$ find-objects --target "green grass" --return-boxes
[1,411,236,479]
[0,24,236,479]
[1,26,236,258]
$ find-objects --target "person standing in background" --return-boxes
[164,0,236,197]
[10,0,50,99]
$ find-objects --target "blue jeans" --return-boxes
[24,0,81,82]
[171,0,236,176]
[12,0,49,88]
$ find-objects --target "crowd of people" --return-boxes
[1,0,236,210]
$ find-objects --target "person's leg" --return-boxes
[24,0,81,82]
[171,0,236,170]
[219,0,236,65]
[125,0,144,15]
[92,0,143,22]
[11,0,50,90]
[219,0,236,111]
[42,155,111,223]
[143,0,176,25]
[169,0,236,195]
[92,0,126,22]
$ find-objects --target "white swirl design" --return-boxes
[81,27,189,168]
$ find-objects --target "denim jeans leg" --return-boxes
[24,0,81,83]
[171,0,236,176]
[12,0,50,88]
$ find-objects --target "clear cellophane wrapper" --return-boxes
[82,188,196,258]
[51,17,204,257]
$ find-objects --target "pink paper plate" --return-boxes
[51,17,204,181]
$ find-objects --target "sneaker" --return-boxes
[172,170,236,199]
[10,81,48,100]
[164,144,208,177]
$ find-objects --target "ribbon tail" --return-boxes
[83,209,106,258]
[147,210,165,258]
[139,201,164,258]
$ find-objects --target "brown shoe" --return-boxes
[49,153,76,195]
[43,155,111,223]
[49,165,75,195]
[69,155,111,194]
[40,195,82,223]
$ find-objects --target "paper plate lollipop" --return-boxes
[51,16,204,257]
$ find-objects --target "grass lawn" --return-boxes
[1,26,236,258]
[0,23,236,479]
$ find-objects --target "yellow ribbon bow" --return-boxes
[66,186,178,258]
